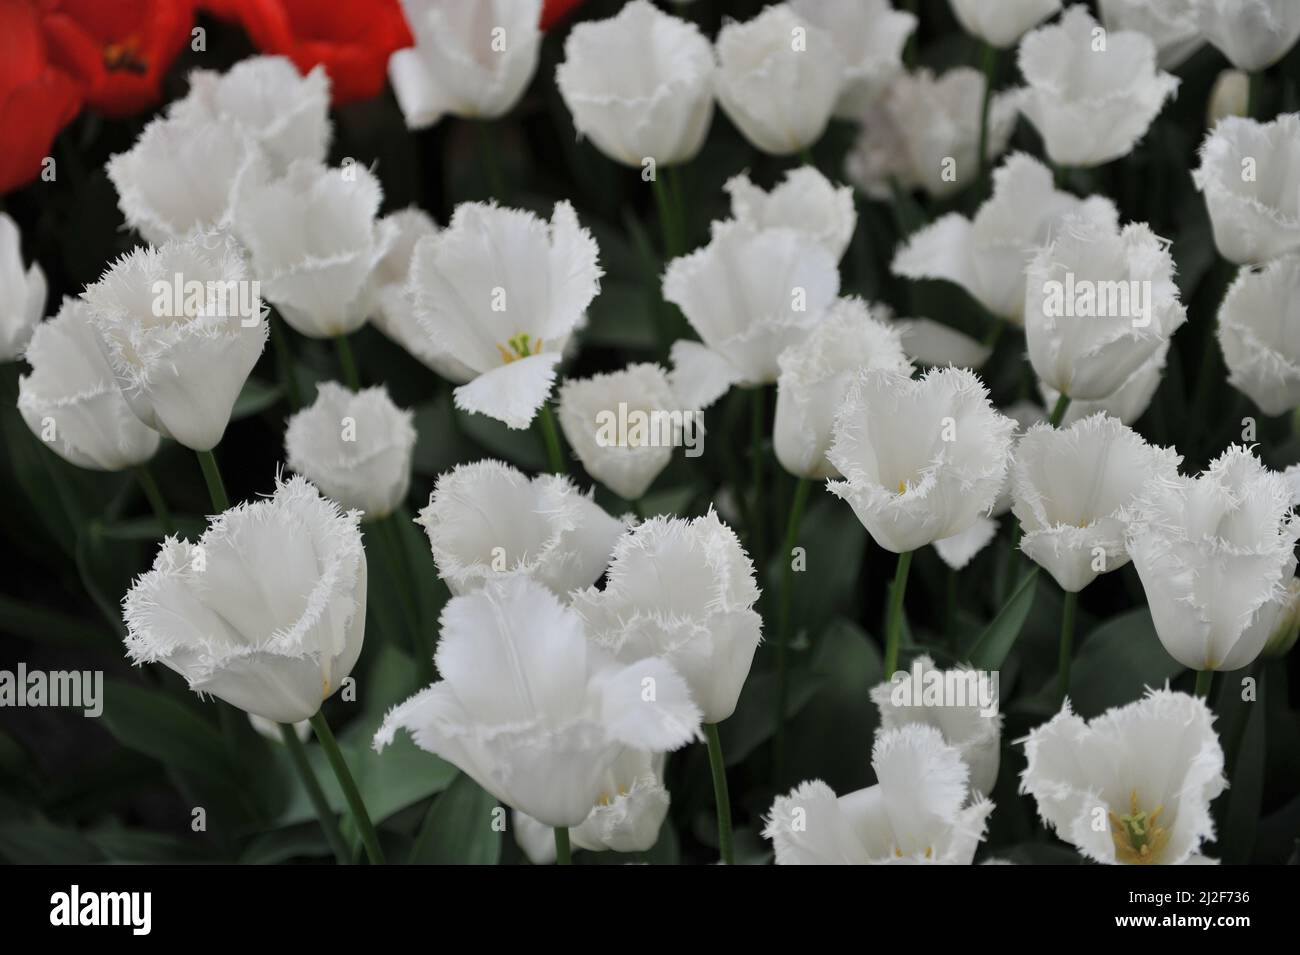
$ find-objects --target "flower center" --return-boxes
[594,785,630,807]
[893,846,934,859]
[1109,790,1169,864]
[496,332,543,364]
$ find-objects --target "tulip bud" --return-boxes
[1262,579,1300,659]
[0,212,46,362]
[1207,69,1249,127]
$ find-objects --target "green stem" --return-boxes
[1056,590,1078,704]
[553,827,572,865]
[477,121,507,200]
[280,724,351,864]
[537,403,566,475]
[799,147,815,168]
[750,388,766,563]
[1048,393,1071,428]
[334,335,361,391]
[1247,71,1263,120]
[270,312,302,411]
[1195,669,1214,699]
[308,711,386,865]
[382,515,432,683]
[651,173,680,260]
[704,723,735,865]
[196,449,230,512]
[668,165,688,254]
[773,476,811,784]
[134,465,174,535]
[884,550,914,677]
[977,42,998,190]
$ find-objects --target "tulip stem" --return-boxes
[270,313,303,411]
[1056,590,1078,704]
[1048,393,1071,428]
[1195,669,1214,699]
[774,476,811,785]
[976,41,998,190]
[280,723,351,865]
[651,173,681,260]
[883,550,914,677]
[196,450,230,512]
[537,403,567,475]
[477,122,507,201]
[334,335,361,390]
[704,723,735,865]
[382,515,432,683]
[1247,72,1263,120]
[134,465,174,535]
[308,711,386,865]
[553,827,572,865]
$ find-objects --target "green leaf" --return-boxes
[967,567,1040,670]
[1062,607,1184,718]
[408,772,502,864]
[97,515,206,541]
[100,680,234,782]
[719,666,826,767]
[0,594,110,651]
[456,405,546,472]
[1224,669,1266,865]
[582,282,660,351]
[231,377,284,421]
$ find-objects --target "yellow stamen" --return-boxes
[1109,789,1170,865]
[497,332,543,364]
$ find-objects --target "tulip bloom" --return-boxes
[82,233,267,453]
[1192,115,1300,265]
[1195,0,1300,72]
[1218,255,1300,415]
[1127,446,1299,673]
[714,4,845,157]
[170,56,331,174]
[827,367,1016,554]
[1039,342,1170,426]
[0,213,46,361]
[375,575,702,828]
[1021,689,1226,864]
[870,655,1002,797]
[846,68,1021,200]
[894,153,1118,325]
[285,382,416,520]
[1099,0,1204,69]
[893,318,991,370]
[408,201,602,429]
[417,459,624,597]
[663,220,839,409]
[1018,7,1179,168]
[556,0,714,168]
[764,724,994,864]
[123,474,368,724]
[18,298,162,471]
[1024,208,1186,402]
[773,298,912,480]
[1011,413,1181,593]
[724,167,856,264]
[571,509,762,726]
[949,0,1060,48]
[390,0,543,129]
[790,0,915,118]
[556,363,684,501]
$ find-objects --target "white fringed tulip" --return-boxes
[1011,413,1181,592]
[556,363,684,500]
[556,0,714,167]
[764,724,994,864]
[893,318,991,369]
[663,220,839,407]
[724,167,856,263]
[1040,341,1169,426]
[123,474,367,724]
[827,367,1016,554]
[572,510,762,725]
[18,299,162,471]
[389,0,543,129]
[82,233,267,452]
[285,382,416,520]
[1127,446,1299,672]
[790,0,916,117]
[1021,689,1226,865]
[1192,115,1300,265]
[374,575,702,828]
[934,518,1000,571]
[773,298,912,480]
[949,0,1061,48]
[1024,210,1187,401]
[1018,7,1179,168]
[107,111,265,247]
[893,153,1118,325]
[234,159,386,338]
[409,201,602,429]
[514,750,670,861]
[1218,255,1300,415]
[171,56,330,173]
[1,212,45,361]
[870,655,1002,797]
[714,4,846,156]
[363,209,475,384]
[417,459,624,597]
[1099,0,1203,69]
[1194,0,1300,72]
[845,68,1021,200]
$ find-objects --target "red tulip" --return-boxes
[541,0,584,31]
